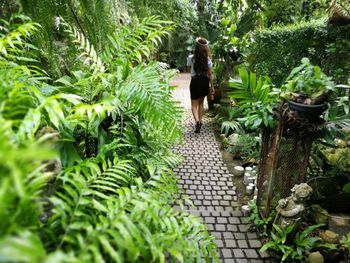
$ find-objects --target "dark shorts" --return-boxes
[190,76,209,100]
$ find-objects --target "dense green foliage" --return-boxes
[17,0,129,77]
[252,19,350,86]
[260,224,329,262]
[228,68,278,129]
[261,0,328,26]
[0,12,218,263]
[125,0,221,69]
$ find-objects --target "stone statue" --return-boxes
[274,183,313,229]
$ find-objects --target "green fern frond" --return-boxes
[221,120,244,136]
[0,21,40,59]
[0,117,56,236]
[46,157,137,244]
[103,16,174,64]
[117,62,182,141]
[0,231,46,262]
[56,17,105,74]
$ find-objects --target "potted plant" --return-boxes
[281,58,335,119]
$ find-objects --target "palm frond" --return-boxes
[117,62,183,142]
[221,120,244,136]
[56,17,105,74]
[103,16,174,65]
[228,68,273,105]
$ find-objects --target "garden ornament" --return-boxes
[274,183,313,229]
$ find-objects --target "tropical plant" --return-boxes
[340,233,350,256]
[126,0,202,69]
[18,0,130,77]
[212,17,250,65]
[226,133,260,161]
[216,105,244,136]
[44,157,217,262]
[0,13,219,262]
[221,120,244,136]
[52,16,182,160]
[228,68,279,130]
[282,58,335,104]
[261,0,305,26]
[247,200,274,237]
[260,223,325,262]
[0,117,55,237]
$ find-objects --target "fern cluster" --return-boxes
[0,12,218,263]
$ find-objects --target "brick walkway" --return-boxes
[172,73,270,263]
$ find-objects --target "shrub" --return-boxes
[251,19,350,87]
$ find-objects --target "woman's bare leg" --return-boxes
[198,97,205,123]
[191,99,200,123]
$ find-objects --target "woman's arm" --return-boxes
[186,55,193,73]
[208,68,214,95]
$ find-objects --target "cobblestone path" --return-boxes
[172,73,270,263]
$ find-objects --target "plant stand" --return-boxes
[256,102,325,218]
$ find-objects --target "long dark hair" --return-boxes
[193,37,211,77]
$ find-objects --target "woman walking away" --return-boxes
[187,37,214,134]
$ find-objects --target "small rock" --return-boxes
[308,251,324,263]
[241,205,251,216]
[244,172,251,184]
[233,166,245,177]
[320,230,339,243]
[246,185,254,195]
[245,166,253,172]
[329,214,350,237]
[334,138,347,148]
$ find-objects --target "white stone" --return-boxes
[246,185,254,195]
[233,166,245,177]
[247,176,255,184]
[245,167,253,172]
[244,173,251,185]
[241,205,251,216]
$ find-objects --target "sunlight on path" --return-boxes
[171,73,270,263]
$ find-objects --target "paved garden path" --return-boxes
[172,73,270,263]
